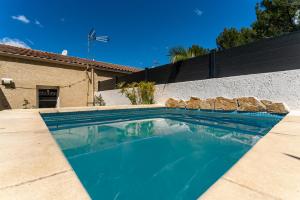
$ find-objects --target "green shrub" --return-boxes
[138,81,155,104]
[117,82,139,105]
[118,81,155,105]
[95,94,106,106]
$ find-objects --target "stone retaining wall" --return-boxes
[165,97,289,114]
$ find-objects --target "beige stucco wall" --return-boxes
[0,56,125,110]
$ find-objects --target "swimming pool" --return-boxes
[42,108,283,200]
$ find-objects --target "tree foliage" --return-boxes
[168,45,209,63]
[168,0,300,56]
[216,28,256,49]
[217,0,300,50]
[253,0,300,38]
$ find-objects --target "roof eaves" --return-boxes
[0,44,140,73]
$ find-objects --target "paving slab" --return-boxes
[0,170,90,200]
[0,113,48,133]
[0,105,164,199]
[270,121,300,136]
[0,109,91,199]
[1,106,299,200]
[200,111,300,200]
[36,104,164,113]
[0,131,71,189]
[199,178,276,200]
[222,134,300,200]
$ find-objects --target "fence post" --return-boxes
[145,67,149,81]
[209,49,216,78]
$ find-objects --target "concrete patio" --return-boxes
[0,106,299,199]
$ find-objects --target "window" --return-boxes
[37,87,59,108]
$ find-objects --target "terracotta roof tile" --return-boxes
[0,44,140,73]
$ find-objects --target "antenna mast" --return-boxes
[88,28,110,56]
[87,28,110,107]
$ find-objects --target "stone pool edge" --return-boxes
[0,105,163,199]
[0,105,299,199]
[199,110,300,200]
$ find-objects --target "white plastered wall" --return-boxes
[96,70,300,109]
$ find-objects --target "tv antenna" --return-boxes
[88,28,110,54]
[87,28,110,106]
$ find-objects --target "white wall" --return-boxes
[96,69,300,109]
[99,89,131,105]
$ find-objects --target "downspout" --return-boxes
[91,66,95,106]
[85,65,91,106]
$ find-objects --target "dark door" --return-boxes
[38,89,58,108]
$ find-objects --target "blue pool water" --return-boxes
[42,108,283,200]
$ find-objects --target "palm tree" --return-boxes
[168,45,209,63]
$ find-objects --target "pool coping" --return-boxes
[199,110,300,200]
[0,105,163,199]
[0,105,299,199]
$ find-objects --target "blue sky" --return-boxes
[0,0,258,68]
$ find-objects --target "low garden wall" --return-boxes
[96,69,300,110]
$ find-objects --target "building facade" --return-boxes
[0,44,138,110]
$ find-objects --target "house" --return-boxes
[0,44,139,110]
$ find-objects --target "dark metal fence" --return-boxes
[99,31,300,91]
